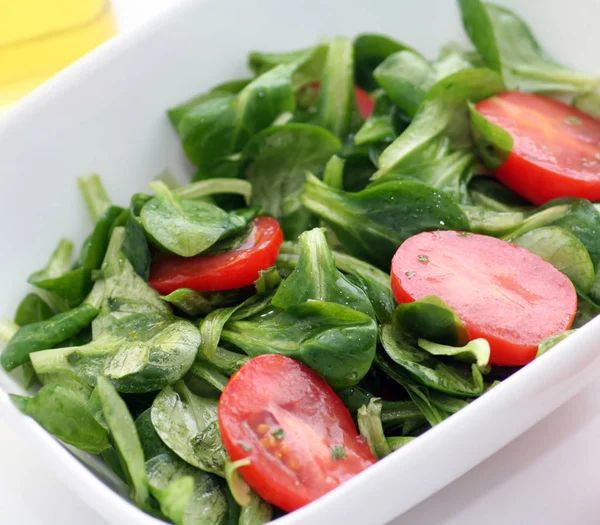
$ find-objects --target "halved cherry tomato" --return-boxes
[298,82,375,119]
[391,231,577,366]
[218,354,376,512]
[476,91,600,205]
[148,217,283,295]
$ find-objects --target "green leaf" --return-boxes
[417,338,491,369]
[512,226,595,292]
[239,490,273,525]
[354,33,414,91]
[222,300,377,389]
[146,453,228,525]
[301,174,469,270]
[373,68,505,180]
[394,295,469,346]
[273,228,375,318]
[354,91,397,146]
[248,44,328,89]
[177,64,296,166]
[386,436,415,451]
[379,324,484,397]
[316,37,355,137]
[192,346,249,377]
[141,182,251,257]
[168,78,252,128]
[97,376,151,509]
[135,409,172,461]
[225,459,252,507]
[458,0,598,92]
[151,381,227,476]
[468,101,513,170]
[78,174,112,222]
[574,290,600,329]
[536,330,576,358]
[357,399,391,459]
[11,384,110,454]
[174,178,252,205]
[187,361,229,392]
[161,288,251,318]
[14,293,54,326]
[243,123,341,237]
[468,177,532,213]
[1,304,98,371]
[78,206,126,272]
[573,92,600,120]
[321,155,345,191]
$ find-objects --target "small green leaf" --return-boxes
[537,330,576,358]
[417,338,491,369]
[357,399,391,459]
[225,459,252,507]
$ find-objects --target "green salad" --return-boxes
[2,0,600,522]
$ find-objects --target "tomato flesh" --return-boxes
[218,354,376,512]
[148,217,283,295]
[391,231,577,366]
[354,86,375,119]
[476,91,600,205]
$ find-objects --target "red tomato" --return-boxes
[298,82,375,119]
[218,354,377,512]
[354,86,375,119]
[148,217,283,295]
[476,91,600,205]
[391,231,577,366]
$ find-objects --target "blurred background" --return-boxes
[0,0,164,111]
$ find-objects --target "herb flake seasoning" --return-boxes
[417,254,429,263]
[331,445,346,461]
[272,428,285,440]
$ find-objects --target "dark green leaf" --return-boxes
[317,37,355,137]
[146,453,229,525]
[135,409,172,461]
[151,381,227,476]
[458,0,598,92]
[512,226,595,292]
[222,300,377,389]
[11,384,110,454]
[14,293,54,326]
[301,174,469,269]
[1,304,98,371]
[177,64,296,166]
[97,376,151,509]
[394,295,469,346]
[379,324,484,397]
[272,228,375,318]
[78,206,126,271]
[161,288,252,318]
[354,34,414,91]
[140,182,251,257]
[243,123,341,237]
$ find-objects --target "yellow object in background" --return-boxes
[0,0,117,109]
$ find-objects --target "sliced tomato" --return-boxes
[218,354,376,512]
[148,217,283,295]
[476,91,600,205]
[354,86,375,119]
[391,231,577,366]
[297,82,375,119]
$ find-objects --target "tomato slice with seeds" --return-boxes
[218,354,376,512]
[391,231,577,366]
[148,217,283,295]
[476,91,600,205]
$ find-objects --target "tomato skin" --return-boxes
[391,231,577,366]
[354,86,375,119]
[475,91,600,205]
[148,217,283,295]
[218,354,376,512]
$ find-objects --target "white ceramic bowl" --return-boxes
[1,0,599,524]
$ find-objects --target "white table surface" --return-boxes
[2,2,600,524]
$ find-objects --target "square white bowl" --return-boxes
[1,0,599,524]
